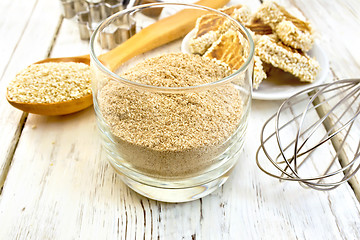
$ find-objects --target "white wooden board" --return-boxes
[0,0,359,239]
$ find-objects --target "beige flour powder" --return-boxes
[98,53,244,177]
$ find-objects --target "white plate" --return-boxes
[181,30,329,100]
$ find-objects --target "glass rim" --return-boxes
[89,2,255,93]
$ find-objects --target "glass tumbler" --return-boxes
[90,3,254,202]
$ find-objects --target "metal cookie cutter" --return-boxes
[76,0,135,41]
[60,0,88,19]
[60,0,137,47]
[97,10,136,49]
[60,0,163,48]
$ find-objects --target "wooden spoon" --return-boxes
[6,0,229,116]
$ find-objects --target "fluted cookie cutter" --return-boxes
[77,0,136,41]
[96,11,136,49]
[60,0,137,47]
[60,0,163,48]
[60,0,88,19]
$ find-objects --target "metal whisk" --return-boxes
[256,79,360,190]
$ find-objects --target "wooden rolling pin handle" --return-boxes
[99,0,230,71]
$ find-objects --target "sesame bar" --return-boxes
[189,5,251,55]
[254,0,314,51]
[203,29,247,70]
[256,35,320,82]
[253,55,267,89]
[220,5,251,24]
[189,13,230,55]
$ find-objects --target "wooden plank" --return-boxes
[0,0,37,75]
[0,0,61,187]
[236,101,360,239]
[0,0,360,239]
[282,0,360,200]
[0,0,38,188]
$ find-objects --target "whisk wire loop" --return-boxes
[256,79,360,190]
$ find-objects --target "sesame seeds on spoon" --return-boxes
[6,60,93,116]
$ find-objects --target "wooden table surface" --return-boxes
[1,0,360,239]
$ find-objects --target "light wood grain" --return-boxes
[0,0,360,239]
[0,0,61,187]
[280,0,360,201]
